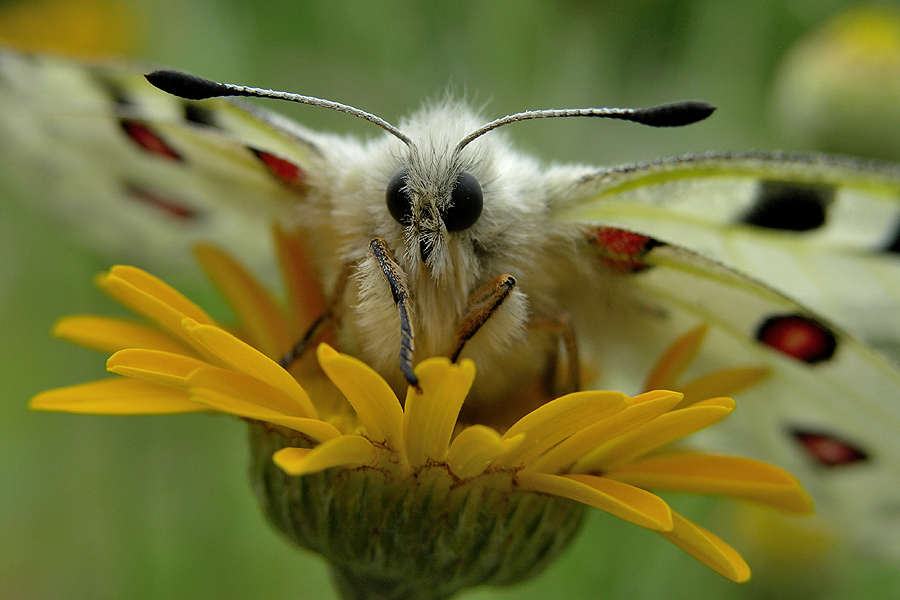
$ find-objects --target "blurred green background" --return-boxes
[3,0,900,598]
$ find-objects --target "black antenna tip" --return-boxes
[145,69,234,101]
[632,101,716,127]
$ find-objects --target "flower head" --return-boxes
[0,0,142,57]
[772,4,900,160]
[31,228,813,599]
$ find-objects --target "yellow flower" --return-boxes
[31,228,813,599]
[771,4,900,160]
[0,0,142,58]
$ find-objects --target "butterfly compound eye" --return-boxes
[442,172,483,231]
[386,168,413,226]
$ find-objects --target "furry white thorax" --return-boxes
[294,100,565,401]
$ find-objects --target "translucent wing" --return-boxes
[0,49,335,282]
[558,224,900,561]
[553,152,900,359]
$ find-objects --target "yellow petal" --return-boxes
[184,322,316,418]
[725,502,836,565]
[96,271,216,354]
[403,357,475,467]
[579,397,736,471]
[316,344,403,443]
[273,435,378,476]
[188,380,341,442]
[186,366,312,418]
[100,266,216,326]
[516,471,673,531]
[644,324,707,390]
[606,452,814,514]
[274,224,328,334]
[495,391,629,467]
[546,392,682,474]
[631,389,683,404]
[676,367,771,409]
[195,244,292,359]
[660,512,751,583]
[447,425,511,479]
[30,378,206,414]
[196,394,338,441]
[107,349,209,388]
[53,316,198,356]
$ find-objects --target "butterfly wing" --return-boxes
[549,219,900,560]
[560,159,900,556]
[553,152,900,360]
[0,49,334,282]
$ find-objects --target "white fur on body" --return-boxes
[289,101,593,405]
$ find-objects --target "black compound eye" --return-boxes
[386,168,413,226]
[442,171,483,232]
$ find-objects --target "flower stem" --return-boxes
[331,566,454,600]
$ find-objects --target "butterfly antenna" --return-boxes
[456,101,715,152]
[146,69,414,146]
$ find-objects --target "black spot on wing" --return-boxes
[89,72,135,111]
[124,182,200,220]
[740,181,834,231]
[119,120,182,161]
[790,428,869,467]
[252,149,306,189]
[756,313,837,364]
[183,101,217,128]
[881,218,900,254]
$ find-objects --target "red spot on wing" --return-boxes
[792,430,868,467]
[756,314,837,363]
[253,149,306,189]
[125,183,198,220]
[586,227,661,273]
[120,120,181,161]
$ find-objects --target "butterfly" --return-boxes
[2,47,900,562]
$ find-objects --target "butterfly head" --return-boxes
[386,165,483,256]
[380,106,492,281]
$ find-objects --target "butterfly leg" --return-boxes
[369,238,420,389]
[529,314,581,394]
[278,262,353,369]
[447,274,517,362]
